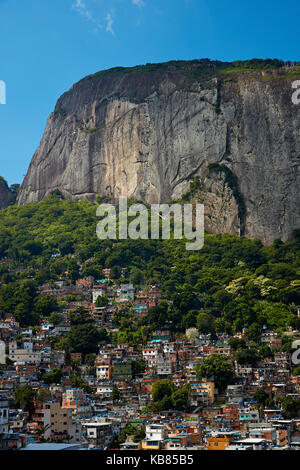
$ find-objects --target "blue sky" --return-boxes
[1,0,300,185]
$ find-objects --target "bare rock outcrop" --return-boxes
[17,60,300,243]
[0,177,13,209]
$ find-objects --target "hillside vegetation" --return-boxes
[0,192,299,336]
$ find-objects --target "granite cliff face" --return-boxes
[17,60,300,243]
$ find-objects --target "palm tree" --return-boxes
[37,424,51,442]
[274,395,283,409]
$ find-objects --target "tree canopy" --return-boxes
[196,354,234,392]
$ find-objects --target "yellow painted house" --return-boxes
[207,432,239,450]
[141,440,161,450]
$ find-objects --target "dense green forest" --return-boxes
[0,191,299,342]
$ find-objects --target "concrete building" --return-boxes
[82,421,114,449]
